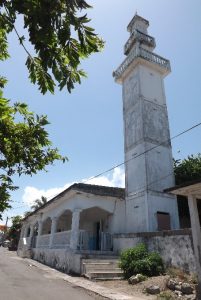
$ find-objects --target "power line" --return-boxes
[9,205,29,210]
[9,171,175,211]
[7,121,201,212]
[84,121,201,183]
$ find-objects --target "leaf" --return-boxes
[0,0,104,93]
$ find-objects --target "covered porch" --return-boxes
[19,206,113,253]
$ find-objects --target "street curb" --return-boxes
[23,258,145,300]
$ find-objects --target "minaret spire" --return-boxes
[113,15,169,83]
[113,14,179,232]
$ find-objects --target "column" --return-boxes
[70,209,81,250]
[36,220,43,248]
[49,217,57,248]
[20,224,26,239]
[24,225,29,238]
[18,224,26,250]
[28,225,34,248]
[188,195,201,299]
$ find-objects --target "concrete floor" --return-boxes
[0,247,100,300]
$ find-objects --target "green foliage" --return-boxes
[146,252,165,276]
[174,154,201,185]
[0,0,104,93]
[0,96,67,217]
[136,274,147,282]
[0,0,103,217]
[6,215,22,249]
[24,211,31,218]
[157,291,174,300]
[31,196,47,211]
[119,243,165,279]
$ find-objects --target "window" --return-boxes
[157,211,171,231]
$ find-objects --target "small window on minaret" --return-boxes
[157,212,171,231]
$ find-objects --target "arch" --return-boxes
[41,217,52,235]
[56,210,72,232]
[79,206,111,232]
[79,207,112,251]
[80,207,111,225]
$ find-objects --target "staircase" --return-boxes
[82,258,123,280]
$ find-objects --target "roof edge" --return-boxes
[164,178,201,193]
[22,183,125,221]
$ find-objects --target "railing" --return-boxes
[113,46,170,80]
[124,30,155,55]
[37,234,50,248]
[113,46,140,80]
[140,48,170,68]
[79,230,94,250]
[101,232,113,251]
[79,230,113,251]
[52,230,71,248]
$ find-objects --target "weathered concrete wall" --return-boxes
[113,229,196,273]
[32,248,82,274]
[24,192,126,235]
[120,22,180,233]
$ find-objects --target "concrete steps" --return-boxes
[82,258,123,280]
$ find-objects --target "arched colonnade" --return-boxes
[20,207,113,251]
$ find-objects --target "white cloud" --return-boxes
[85,167,125,187]
[22,167,125,207]
[22,183,73,207]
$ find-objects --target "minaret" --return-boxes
[113,14,179,232]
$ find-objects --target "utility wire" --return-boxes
[8,121,201,211]
[84,121,201,183]
[10,172,175,210]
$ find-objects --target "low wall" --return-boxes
[32,248,82,274]
[113,229,196,273]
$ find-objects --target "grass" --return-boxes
[157,291,175,300]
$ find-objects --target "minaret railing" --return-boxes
[124,30,155,55]
[113,47,170,80]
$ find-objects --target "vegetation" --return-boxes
[119,243,164,279]
[157,291,174,300]
[0,98,67,218]
[0,0,104,93]
[174,153,201,185]
[6,215,22,250]
[0,0,103,217]
[31,196,47,211]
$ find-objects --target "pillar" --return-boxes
[28,225,34,248]
[188,195,201,299]
[70,209,81,250]
[36,220,43,248]
[20,224,26,239]
[24,225,29,238]
[49,217,57,248]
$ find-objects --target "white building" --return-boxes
[18,15,185,275]
[18,183,125,273]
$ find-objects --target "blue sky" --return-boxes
[1,0,201,225]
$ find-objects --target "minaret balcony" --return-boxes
[124,30,156,55]
[113,47,171,83]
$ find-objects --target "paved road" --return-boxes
[0,247,99,300]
